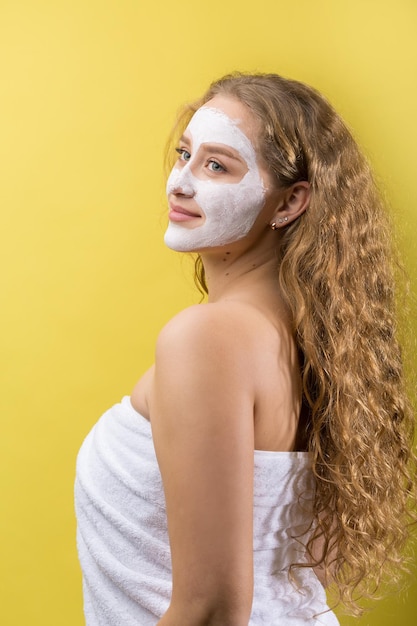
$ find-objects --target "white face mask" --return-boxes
[164,106,266,252]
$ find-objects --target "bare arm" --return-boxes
[151,305,256,626]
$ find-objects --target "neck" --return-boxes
[199,237,282,306]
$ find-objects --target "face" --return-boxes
[164,96,272,252]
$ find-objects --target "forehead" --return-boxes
[186,105,257,164]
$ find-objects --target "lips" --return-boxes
[168,202,201,220]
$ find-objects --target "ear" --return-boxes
[270,181,310,228]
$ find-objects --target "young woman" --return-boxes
[75,73,416,625]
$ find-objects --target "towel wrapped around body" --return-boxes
[75,396,339,625]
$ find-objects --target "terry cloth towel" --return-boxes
[75,396,339,625]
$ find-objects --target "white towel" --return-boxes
[75,397,339,625]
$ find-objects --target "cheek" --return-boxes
[195,182,244,215]
[195,176,267,244]
[196,172,266,218]
[167,164,267,233]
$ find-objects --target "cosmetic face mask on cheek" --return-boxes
[164,107,266,252]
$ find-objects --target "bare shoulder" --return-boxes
[156,302,267,362]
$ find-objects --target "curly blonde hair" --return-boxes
[166,72,416,614]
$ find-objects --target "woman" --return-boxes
[75,73,416,625]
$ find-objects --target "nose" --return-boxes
[166,165,196,198]
[171,181,194,197]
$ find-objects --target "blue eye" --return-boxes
[175,147,191,162]
[208,160,225,173]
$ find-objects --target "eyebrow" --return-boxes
[201,144,242,161]
[179,136,242,161]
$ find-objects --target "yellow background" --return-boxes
[1,1,416,624]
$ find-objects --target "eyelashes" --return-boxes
[175,147,227,173]
[175,147,191,162]
[207,160,226,173]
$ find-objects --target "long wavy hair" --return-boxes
[166,72,416,614]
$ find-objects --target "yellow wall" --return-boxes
[1,1,416,624]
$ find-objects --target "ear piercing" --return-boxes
[270,216,288,230]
